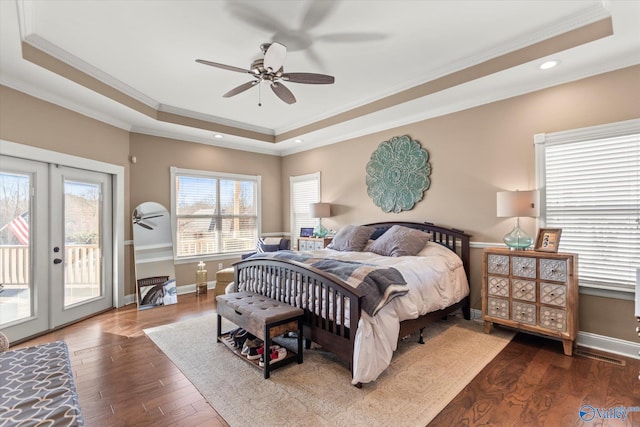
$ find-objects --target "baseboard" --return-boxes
[577,331,639,360]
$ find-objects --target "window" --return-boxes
[535,119,640,294]
[290,172,320,250]
[171,167,260,259]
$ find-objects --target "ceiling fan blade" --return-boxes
[282,72,335,84]
[264,42,287,72]
[223,80,259,98]
[225,2,287,34]
[141,214,163,220]
[271,82,296,104]
[135,221,153,230]
[318,32,388,43]
[301,0,336,30]
[196,59,251,74]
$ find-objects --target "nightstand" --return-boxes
[297,237,332,251]
[482,247,578,356]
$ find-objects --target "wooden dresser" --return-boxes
[482,247,578,355]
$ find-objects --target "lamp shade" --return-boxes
[496,190,540,218]
[310,202,331,218]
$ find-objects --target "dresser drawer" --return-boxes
[540,282,567,307]
[487,254,509,275]
[512,301,536,325]
[487,276,509,297]
[540,259,568,282]
[512,279,536,302]
[487,297,509,320]
[512,256,536,278]
[540,307,567,332]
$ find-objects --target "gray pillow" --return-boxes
[327,225,376,252]
[367,225,431,257]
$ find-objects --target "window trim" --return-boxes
[534,118,640,300]
[170,167,261,263]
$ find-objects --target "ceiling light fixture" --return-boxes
[213,134,223,139]
[294,139,303,143]
[540,60,560,70]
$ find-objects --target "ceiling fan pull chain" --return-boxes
[258,81,262,107]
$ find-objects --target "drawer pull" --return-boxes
[550,293,555,296]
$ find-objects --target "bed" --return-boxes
[232,221,471,386]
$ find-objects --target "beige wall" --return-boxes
[281,65,640,342]
[129,133,283,290]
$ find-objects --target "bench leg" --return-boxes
[263,324,271,379]
[297,318,303,364]
[216,314,222,342]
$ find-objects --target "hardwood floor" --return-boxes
[13,292,640,426]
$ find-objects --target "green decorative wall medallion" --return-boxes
[366,135,431,213]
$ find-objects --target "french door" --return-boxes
[0,156,113,341]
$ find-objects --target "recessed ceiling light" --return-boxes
[294,139,303,143]
[540,60,560,70]
[213,134,223,139]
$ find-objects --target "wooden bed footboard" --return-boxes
[233,258,365,367]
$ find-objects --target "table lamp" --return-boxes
[497,190,539,250]
[310,202,331,238]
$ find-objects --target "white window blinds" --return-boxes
[171,167,260,259]
[536,120,640,293]
[290,173,320,250]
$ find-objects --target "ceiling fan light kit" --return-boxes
[196,42,334,106]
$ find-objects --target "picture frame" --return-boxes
[300,227,314,238]
[535,228,562,253]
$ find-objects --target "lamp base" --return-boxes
[313,223,328,238]
[503,219,533,250]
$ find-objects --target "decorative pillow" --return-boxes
[257,238,282,253]
[327,225,376,252]
[366,225,432,257]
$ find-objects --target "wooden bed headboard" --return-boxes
[363,221,472,280]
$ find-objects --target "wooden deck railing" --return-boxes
[0,245,101,286]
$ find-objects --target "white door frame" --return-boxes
[0,139,125,309]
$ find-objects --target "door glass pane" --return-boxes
[0,172,32,325]
[64,180,101,307]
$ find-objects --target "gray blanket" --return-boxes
[250,251,409,316]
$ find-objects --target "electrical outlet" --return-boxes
[218,263,223,270]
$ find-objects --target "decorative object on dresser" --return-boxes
[309,202,331,237]
[534,228,562,253]
[496,190,540,250]
[482,247,578,355]
[366,135,431,213]
[297,236,332,251]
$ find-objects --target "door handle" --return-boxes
[53,258,63,264]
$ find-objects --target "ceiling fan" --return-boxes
[132,210,163,230]
[196,42,335,105]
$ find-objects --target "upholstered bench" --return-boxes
[216,291,303,378]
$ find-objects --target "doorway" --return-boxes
[0,153,117,342]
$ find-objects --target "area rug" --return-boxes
[144,314,513,427]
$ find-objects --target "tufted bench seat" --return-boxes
[216,291,303,378]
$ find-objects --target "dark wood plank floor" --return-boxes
[13,292,640,426]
